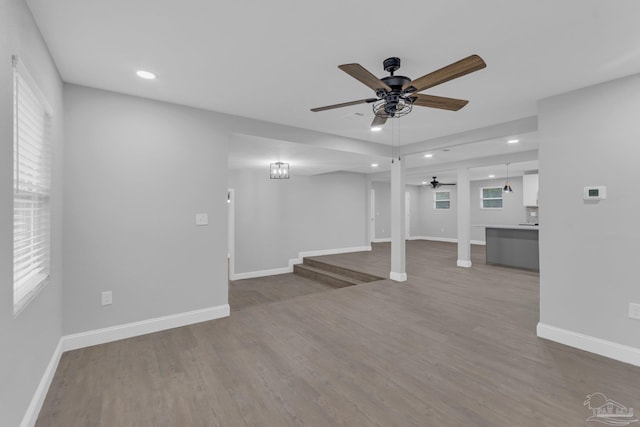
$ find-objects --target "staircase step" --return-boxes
[293,264,363,289]
[302,257,384,283]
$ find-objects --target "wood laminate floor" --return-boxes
[37,241,640,426]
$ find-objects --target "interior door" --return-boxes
[405,191,410,239]
[370,189,376,243]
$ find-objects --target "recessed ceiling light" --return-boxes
[421,181,427,185]
[507,139,519,144]
[424,154,433,158]
[371,126,383,132]
[489,174,495,178]
[136,70,156,80]
[371,163,379,168]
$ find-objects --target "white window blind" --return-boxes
[13,56,53,315]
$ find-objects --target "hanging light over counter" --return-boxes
[503,163,513,193]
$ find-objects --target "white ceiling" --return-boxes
[27,0,640,147]
[24,1,640,182]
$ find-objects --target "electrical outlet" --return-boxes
[101,291,112,306]
[629,303,640,320]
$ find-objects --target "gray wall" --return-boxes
[415,177,527,241]
[63,84,229,334]
[538,73,640,349]
[230,170,368,273]
[406,185,421,237]
[419,185,458,239]
[0,0,64,425]
[470,177,526,241]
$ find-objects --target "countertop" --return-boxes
[472,224,539,230]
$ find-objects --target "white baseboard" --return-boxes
[389,272,407,282]
[288,245,372,269]
[411,236,486,245]
[231,245,373,280]
[63,304,230,352]
[20,339,64,427]
[372,238,391,243]
[457,260,473,268]
[537,323,640,367]
[231,267,290,280]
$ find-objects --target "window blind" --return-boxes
[13,56,53,315]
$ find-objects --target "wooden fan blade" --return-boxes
[403,54,486,93]
[311,98,377,112]
[411,93,469,111]
[371,115,387,127]
[338,63,392,92]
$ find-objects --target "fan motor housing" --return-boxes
[383,57,401,74]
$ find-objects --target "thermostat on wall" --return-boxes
[584,186,606,200]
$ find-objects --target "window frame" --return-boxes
[480,186,503,210]
[12,55,53,316]
[433,189,451,210]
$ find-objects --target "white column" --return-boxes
[456,167,472,268]
[390,155,407,281]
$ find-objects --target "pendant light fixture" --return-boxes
[503,163,513,193]
[270,162,290,179]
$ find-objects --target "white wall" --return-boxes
[63,84,229,334]
[538,73,640,350]
[229,170,368,274]
[0,1,64,425]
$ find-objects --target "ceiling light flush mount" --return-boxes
[424,154,433,158]
[371,163,379,168]
[489,174,495,178]
[508,139,519,144]
[371,126,382,132]
[270,162,290,179]
[503,163,513,193]
[136,70,156,80]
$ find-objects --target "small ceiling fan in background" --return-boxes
[429,177,456,189]
[311,55,486,128]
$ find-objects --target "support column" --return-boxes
[456,167,472,268]
[390,155,407,281]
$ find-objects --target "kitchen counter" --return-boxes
[473,225,539,271]
[472,224,539,230]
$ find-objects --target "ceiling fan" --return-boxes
[429,177,456,189]
[311,55,486,128]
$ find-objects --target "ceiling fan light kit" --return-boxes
[311,54,486,128]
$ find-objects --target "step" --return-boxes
[302,257,384,283]
[293,263,364,289]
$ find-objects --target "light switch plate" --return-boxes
[195,213,209,226]
[101,291,112,306]
[629,303,640,320]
